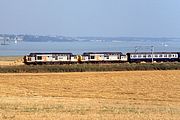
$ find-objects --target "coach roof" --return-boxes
[127,52,179,54]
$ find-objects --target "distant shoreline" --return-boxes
[1,34,180,43]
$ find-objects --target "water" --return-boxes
[0,40,180,56]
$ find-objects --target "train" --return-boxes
[23,51,180,65]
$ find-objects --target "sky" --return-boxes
[0,0,180,37]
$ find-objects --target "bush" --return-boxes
[0,62,180,73]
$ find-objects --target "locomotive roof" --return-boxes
[83,52,123,55]
[29,52,73,55]
[127,52,179,54]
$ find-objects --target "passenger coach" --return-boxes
[127,52,179,63]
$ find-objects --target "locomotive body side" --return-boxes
[82,52,123,63]
[24,53,73,65]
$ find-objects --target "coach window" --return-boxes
[155,54,158,58]
[143,55,146,58]
[133,55,137,58]
[168,54,172,57]
[159,54,163,57]
[148,55,151,58]
[164,54,167,57]
[138,55,142,58]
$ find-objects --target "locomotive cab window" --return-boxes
[28,57,31,61]
[37,56,42,60]
[91,56,95,59]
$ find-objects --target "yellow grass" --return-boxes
[0,56,24,66]
[0,71,180,120]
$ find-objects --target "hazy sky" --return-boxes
[0,0,180,37]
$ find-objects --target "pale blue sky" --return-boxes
[0,0,180,37]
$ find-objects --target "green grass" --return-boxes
[0,62,180,73]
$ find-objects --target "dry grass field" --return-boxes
[0,56,24,66]
[0,71,180,120]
